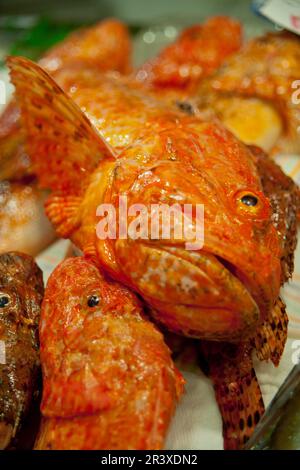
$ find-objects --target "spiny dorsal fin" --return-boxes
[7,56,116,194]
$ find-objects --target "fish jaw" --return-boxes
[105,241,261,341]
[201,231,281,320]
[0,423,13,450]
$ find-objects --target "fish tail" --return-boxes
[201,341,265,450]
[252,297,288,366]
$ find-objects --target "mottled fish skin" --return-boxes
[0,180,55,256]
[7,56,293,451]
[0,252,43,449]
[35,256,184,450]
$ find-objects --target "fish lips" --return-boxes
[161,247,264,341]
[114,241,270,341]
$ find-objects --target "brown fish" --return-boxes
[0,252,43,449]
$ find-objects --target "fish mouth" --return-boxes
[113,240,278,341]
[128,243,269,341]
[213,253,273,320]
[188,250,264,340]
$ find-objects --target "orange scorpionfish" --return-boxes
[7,45,300,448]
[34,256,183,450]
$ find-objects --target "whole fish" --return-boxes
[34,256,183,450]
[0,252,43,449]
[7,57,298,449]
[195,31,300,155]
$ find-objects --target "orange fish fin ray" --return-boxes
[252,297,288,366]
[201,341,264,450]
[7,56,116,193]
[45,193,82,238]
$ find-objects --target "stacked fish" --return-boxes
[1,16,300,450]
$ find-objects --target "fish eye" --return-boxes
[235,189,270,219]
[87,295,100,308]
[0,294,10,309]
[240,194,258,207]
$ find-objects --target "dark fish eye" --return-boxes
[0,295,10,308]
[240,194,258,207]
[87,295,100,308]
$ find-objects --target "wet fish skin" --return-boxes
[0,252,43,449]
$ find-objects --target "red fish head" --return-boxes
[39,257,182,419]
[97,122,281,341]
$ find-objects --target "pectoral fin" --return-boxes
[7,56,116,194]
[252,297,288,366]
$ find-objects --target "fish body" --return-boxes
[0,252,43,449]
[195,32,300,154]
[8,57,282,342]
[35,256,183,450]
[136,16,242,93]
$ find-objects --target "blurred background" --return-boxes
[0,0,274,66]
